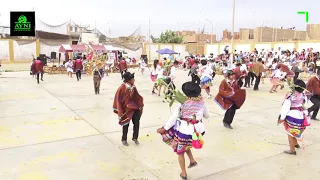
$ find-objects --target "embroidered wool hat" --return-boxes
[182,81,201,97]
[123,72,135,82]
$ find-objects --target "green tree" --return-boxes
[150,30,183,43]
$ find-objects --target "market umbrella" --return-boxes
[156,48,178,55]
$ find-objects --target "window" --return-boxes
[69,26,73,32]
[74,27,78,32]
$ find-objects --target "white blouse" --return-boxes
[164,104,209,135]
[280,95,308,120]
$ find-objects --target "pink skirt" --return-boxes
[270,78,282,85]
[150,73,157,82]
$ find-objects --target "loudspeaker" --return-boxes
[51,52,56,59]
[141,55,147,59]
[39,54,47,66]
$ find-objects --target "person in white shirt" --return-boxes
[199,59,213,98]
[269,65,286,93]
[65,59,73,78]
[157,81,209,179]
[140,59,147,75]
[151,60,161,95]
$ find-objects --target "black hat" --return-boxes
[123,72,135,82]
[182,82,201,97]
[226,70,235,77]
[294,79,306,93]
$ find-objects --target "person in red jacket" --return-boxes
[214,70,246,129]
[306,69,320,121]
[119,58,128,79]
[73,57,83,81]
[31,57,44,84]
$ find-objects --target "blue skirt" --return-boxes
[200,76,212,88]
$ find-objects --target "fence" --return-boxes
[1,39,320,63]
[0,39,142,64]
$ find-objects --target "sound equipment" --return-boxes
[39,54,47,66]
[51,52,56,59]
[141,55,147,59]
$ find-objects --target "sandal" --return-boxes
[188,161,198,168]
[180,173,187,180]
[295,144,300,148]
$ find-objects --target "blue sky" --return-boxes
[0,0,318,39]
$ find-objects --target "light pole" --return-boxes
[206,18,213,44]
[230,0,236,68]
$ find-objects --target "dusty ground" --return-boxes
[0,69,320,180]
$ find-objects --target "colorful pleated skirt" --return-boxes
[200,76,212,88]
[270,78,283,85]
[161,127,205,155]
[150,73,157,82]
[284,116,306,139]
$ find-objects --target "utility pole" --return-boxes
[206,18,213,44]
[230,0,236,68]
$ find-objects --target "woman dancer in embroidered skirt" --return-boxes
[278,79,310,155]
[151,60,161,95]
[157,81,209,179]
[199,59,213,98]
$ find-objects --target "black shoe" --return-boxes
[283,150,296,155]
[228,124,234,129]
[41,79,43,81]
[180,173,187,180]
[223,123,229,128]
[132,139,140,145]
[295,144,300,148]
[188,162,198,168]
[311,118,320,121]
[122,141,129,146]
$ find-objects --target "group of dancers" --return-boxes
[111,55,320,179]
[28,51,320,179]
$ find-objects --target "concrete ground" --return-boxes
[0,69,320,180]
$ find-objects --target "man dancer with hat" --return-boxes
[215,70,246,129]
[306,69,320,121]
[113,72,144,146]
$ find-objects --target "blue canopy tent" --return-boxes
[156,48,178,55]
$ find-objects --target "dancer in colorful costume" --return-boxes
[199,59,213,98]
[278,79,310,155]
[269,65,286,93]
[113,72,144,146]
[215,70,246,129]
[151,59,161,95]
[157,81,209,180]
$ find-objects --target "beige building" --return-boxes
[176,31,217,43]
[307,24,320,40]
[222,24,320,43]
